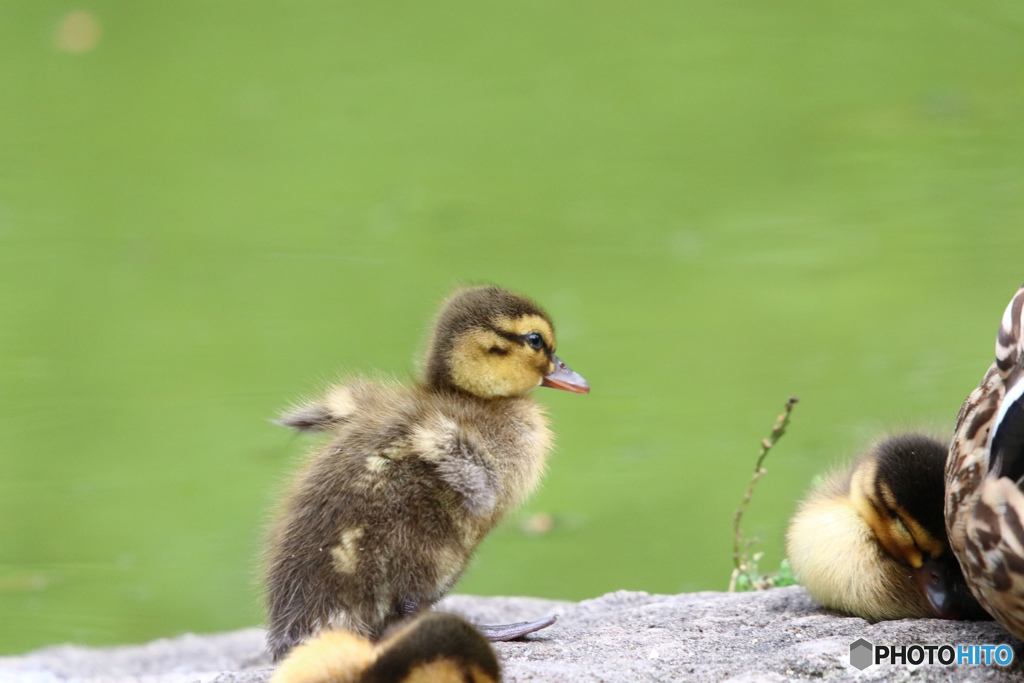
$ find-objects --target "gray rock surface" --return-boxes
[1,587,1020,682]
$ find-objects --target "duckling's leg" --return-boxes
[478,614,558,641]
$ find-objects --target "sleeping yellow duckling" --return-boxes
[264,285,589,661]
[946,282,1024,639]
[787,434,989,621]
[271,612,500,683]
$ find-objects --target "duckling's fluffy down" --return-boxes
[264,377,552,658]
[786,470,933,621]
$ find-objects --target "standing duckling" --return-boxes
[787,434,988,621]
[265,286,589,661]
[271,612,501,683]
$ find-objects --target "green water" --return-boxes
[2,0,1024,654]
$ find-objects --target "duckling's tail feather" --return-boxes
[276,403,339,432]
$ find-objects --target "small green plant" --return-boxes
[731,556,796,592]
[729,396,798,592]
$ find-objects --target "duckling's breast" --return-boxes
[445,395,553,513]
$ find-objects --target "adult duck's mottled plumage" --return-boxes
[271,612,501,683]
[788,434,988,621]
[264,286,588,661]
[946,282,1024,639]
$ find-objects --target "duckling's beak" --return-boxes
[915,558,959,619]
[541,355,590,394]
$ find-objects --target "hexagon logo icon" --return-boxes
[850,638,874,670]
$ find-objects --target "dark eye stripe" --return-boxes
[484,323,551,352]
[485,324,523,344]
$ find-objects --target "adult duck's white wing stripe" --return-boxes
[996,283,1024,373]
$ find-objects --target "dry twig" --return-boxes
[729,396,798,592]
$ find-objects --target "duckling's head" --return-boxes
[423,286,589,399]
[789,433,987,621]
[846,434,977,617]
[848,435,948,574]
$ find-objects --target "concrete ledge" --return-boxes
[2,587,1021,682]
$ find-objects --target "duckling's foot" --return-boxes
[402,598,421,616]
[478,614,558,641]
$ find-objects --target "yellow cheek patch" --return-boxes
[850,461,940,568]
[850,460,909,564]
[892,502,943,560]
[876,480,943,565]
[877,515,924,569]
[448,329,544,398]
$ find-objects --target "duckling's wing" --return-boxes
[414,416,501,517]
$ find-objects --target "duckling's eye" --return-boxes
[525,333,544,350]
